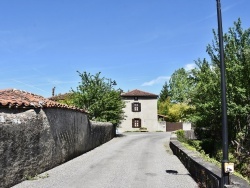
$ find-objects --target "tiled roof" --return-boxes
[0,89,86,112]
[49,93,72,101]
[121,89,158,97]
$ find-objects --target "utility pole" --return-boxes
[52,87,56,97]
[216,0,230,186]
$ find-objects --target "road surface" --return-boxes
[13,132,197,188]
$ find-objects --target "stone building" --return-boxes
[119,89,165,132]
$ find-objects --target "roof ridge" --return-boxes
[121,89,158,97]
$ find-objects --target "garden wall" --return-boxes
[0,108,115,188]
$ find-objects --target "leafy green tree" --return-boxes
[158,97,170,116]
[167,102,192,122]
[205,19,250,140]
[188,19,250,178]
[169,68,193,103]
[158,81,170,103]
[70,71,125,125]
[189,58,221,140]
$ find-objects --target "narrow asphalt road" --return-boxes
[13,132,197,188]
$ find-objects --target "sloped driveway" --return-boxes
[13,132,197,188]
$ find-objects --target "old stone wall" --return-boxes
[0,108,114,188]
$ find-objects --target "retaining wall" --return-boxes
[170,139,250,188]
[0,108,115,188]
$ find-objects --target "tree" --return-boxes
[158,97,170,116]
[188,19,250,178]
[189,58,221,141]
[70,71,125,125]
[205,19,250,141]
[169,68,194,103]
[167,102,192,122]
[158,81,170,103]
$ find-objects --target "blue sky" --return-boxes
[0,0,249,98]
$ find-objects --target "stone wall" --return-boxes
[0,108,115,188]
[170,139,250,188]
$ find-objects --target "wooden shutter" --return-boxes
[138,103,141,112]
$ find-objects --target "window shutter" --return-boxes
[132,119,135,128]
[138,103,141,112]
[132,103,134,112]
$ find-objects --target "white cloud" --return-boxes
[141,76,170,86]
[184,63,196,71]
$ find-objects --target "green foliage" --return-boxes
[188,19,250,179]
[158,96,193,122]
[187,140,202,152]
[158,97,170,116]
[157,67,194,122]
[176,130,186,142]
[163,19,250,180]
[158,81,170,103]
[55,93,75,106]
[70,71,125,125]
[169,68,194,103]
[168,102,193,122]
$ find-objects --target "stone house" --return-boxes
[119,89,165,132]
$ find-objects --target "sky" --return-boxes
[0,0,249,98]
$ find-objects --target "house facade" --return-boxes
[119,89,164,132]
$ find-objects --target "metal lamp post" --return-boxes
[216,0,230,186]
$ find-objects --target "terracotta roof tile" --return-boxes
[121,89,158,97]
[0,89,86,112]
[49,93,72,101]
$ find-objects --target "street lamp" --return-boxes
[216,0,230,186]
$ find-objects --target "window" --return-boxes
[132,118,141,128]
[132,102,141,112]
[134,96,138,101]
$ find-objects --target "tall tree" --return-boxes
[158,81,170,103]
[189,58,221,140]
[189,19,250,178]
[169,68,193,103]
[70,71,125,125]
[205,18,250,141]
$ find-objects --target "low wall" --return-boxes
[184,130,197,140]
[0,108,115,188]
[157,121,166,132]
[170,139,250,188]
[182,122,191,130]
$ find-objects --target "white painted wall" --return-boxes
[118,97,159,132]
[182,122,192,130]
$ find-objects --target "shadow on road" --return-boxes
[115,134,127,137]
[166,170,192,176]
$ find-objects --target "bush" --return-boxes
[176,130,186,142]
